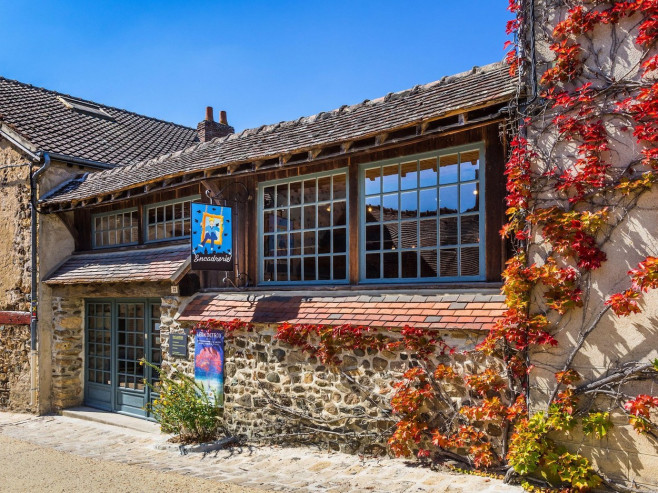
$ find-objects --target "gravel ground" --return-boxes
[0,435,264,493]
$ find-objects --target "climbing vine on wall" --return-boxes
[192,2,658,491]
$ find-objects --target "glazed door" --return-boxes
[85,300,161,418]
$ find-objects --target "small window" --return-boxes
[144,197,197,242]
[57,96,113,119]
[361,146,484,282]
[92,209,139,249]
[259,170,348,284]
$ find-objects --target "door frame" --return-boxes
[84,298,162,418]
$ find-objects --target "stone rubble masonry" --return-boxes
[0,324,32,411]
[161,295,493,454]
[50,296,85,410]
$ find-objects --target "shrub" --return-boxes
[142,360,222,442]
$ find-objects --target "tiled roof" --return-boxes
[0,77,199,166]
[44,245,189,285]
[42,62,514,206]
[179,292,507,330]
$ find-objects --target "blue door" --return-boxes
[85,300,161,418]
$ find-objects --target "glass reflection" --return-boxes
[400,161,418,190]
[333,174,347,200]
[383,223,398,250]
[439,185,458,214]
[318,256,331,280]
[461,247,480,276]
[333,201,347,226]
[366,253,380,279]
[276,184,288,207]
[289,181,302,205]
[419,158,437,187]
[399,221,417,248]
[365,196,381,223]
[420,250,438,277]
[333,228,347,253]
[382,165,398,192]
[460,150,480,181]
[460,182,479,213]
[318,176,331,202]
[304,205,316,229]
[304,257,316,281]
[419,189,437,217]
[365,168,381,195]
[400,191,417,218]
[461,215,479,244]
[334,255,347,280]
[263,186,275,209]
[419,219,438,247]
[304,179,316,203]
[382,194,399,221]
[401,251,417,278]
[318,229,331,254]
[440,217,458,246]
[439,153,459,184]
[440,248,458,277]
[366,225,380,251]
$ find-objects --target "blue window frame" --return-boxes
[360,144,485,282]
[144,196,199,243]
[91,208,139,249]
[258,169,349,284]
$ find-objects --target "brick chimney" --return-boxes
[197,106,234,142]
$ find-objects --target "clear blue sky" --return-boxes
[1,1,512,131]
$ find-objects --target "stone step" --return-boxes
[60,406,161,434]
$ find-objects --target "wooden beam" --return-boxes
[341,141,353,153]
[308,148,322,160]
[279,154,291,166]
[375,133,388,146]
[458,113,468,125]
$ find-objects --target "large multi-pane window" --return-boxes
[145,197,196,242]
[259,170,348,284]
[361,146,484,281]
[92,209,138,248]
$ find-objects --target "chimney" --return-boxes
[197,106,234,143]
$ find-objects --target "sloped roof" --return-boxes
[42,62,514,206]
[0,77,199,166]
[179,291,506,330]
[44,245,189,285]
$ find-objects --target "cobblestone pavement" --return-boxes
[0,411,523,493]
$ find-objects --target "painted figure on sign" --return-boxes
[195,213,224,252]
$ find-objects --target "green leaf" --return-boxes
[652,358,658,372]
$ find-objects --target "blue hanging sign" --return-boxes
[194,330,224,406]
[191,203,233,270]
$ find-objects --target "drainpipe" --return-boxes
[29,151,51,409]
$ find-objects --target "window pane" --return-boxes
[400,161,418,190]
[318,204,331,228]
[290,232,302,255]
[304,205,316,229]
[460,182,479,213]
[333,228,347,253]
[419,189,438,217]
[440,248,458,277]
[303,257,316,281]
[420,250,438,277]
[383,223,398,251]
[318,230,331,254]
[276,234,288,256]
[401,251,418,278]
[439,153,459,184]
[419,158,438,187]
[382,194,398,221]
[399,221,417,249]
[461,215,479,244]
[334,255,347,280]
[276,260,288,281]
[318,177,331,202]
[333,201,347,226]
[366,225,380,251]
[304,231,315,254]
[366,253,380,279]
[304,179,316,203]
[263,260,274,281]
[439,185,458,215]
[263,235,274,258]
[365,196,381,223]
[276,184,289,207]
[263,187,275,209]
[419,219,438,247]
[383,165,398,193]
[290,258,302,281]
[318,256,331,280]
[460,150,480,181]
[383,252,399,278]
[333,174,347,200]
[461,247,480,276]
[400,191,417,219]
[289,181,302,205]
[440,217,458,246]
[289,207,302,230]
[365,167,381,195]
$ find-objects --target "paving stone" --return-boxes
[0,411,522,493]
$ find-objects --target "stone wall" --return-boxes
[0,139,31,312]
[0,324,32,411]
[160,296,487,453]
[50,296,85,410]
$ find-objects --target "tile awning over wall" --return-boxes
[44,245,189,285]
[179,292,507,330]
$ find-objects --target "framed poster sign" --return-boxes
[194,330,224,406]
[191,203,233,270]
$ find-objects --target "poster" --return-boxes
[194,330,224,406]
[191,203,233,270]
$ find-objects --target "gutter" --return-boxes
[29,151,51,409]
[47,152,115,170]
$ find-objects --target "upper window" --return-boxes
[92,209,138,249]
[259,170,348,284]
[145,197,197,242]
[361,145,484,282]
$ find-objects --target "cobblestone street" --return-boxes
[0,411,523,492]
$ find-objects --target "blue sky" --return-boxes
[1,1,512,131]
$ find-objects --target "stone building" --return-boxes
[0,77,200,411]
